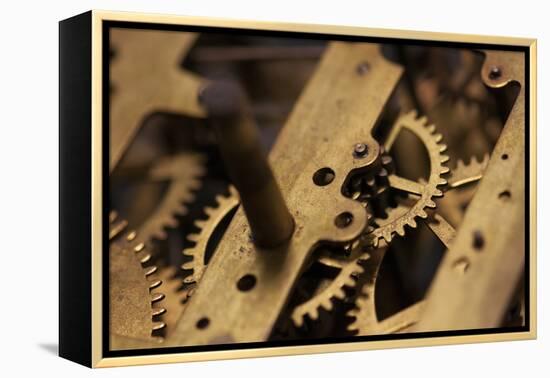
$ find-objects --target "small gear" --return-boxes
[181,187,240,286]
[109,212,167,341]
[290,246,367,328]
[347,148,394,202]
[366,110,450,246]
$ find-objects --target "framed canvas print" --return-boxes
[59,10,537,368]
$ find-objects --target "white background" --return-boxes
[1,0,547,376]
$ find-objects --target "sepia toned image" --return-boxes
[106,24,529,353]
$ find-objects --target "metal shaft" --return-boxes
[200,81,295,248]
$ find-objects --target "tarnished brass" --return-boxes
[169,42,402,345]
[200,81,295,248]
[105,24,530,355]
[414,51,526,331]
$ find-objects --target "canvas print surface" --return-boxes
[107,26,528,352]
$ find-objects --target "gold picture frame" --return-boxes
[59,10,537,368]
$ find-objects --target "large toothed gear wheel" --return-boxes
[109,212,167,342]
[367,110,450,246]
[181,187,240,286]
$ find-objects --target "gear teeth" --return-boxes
[151,292,165,303]
[148,280,162,290]
[381,155,392,165]
[181,261,194,271]
[165,217,179,229]
[187,233,201,243]
[396,225,406,237]
[182,247,196,257]
[140,254,152,264]
[182,276,196,284]
[152,307,167,317]
[366,110,450,246]
[179,188,240,296]
[144,265,157,276]
[127,153,206,250]
[153,229,168,241]
[291,260,364,328]
[173,205,188,217]
[126,231,137,242]
[447,153,489,189]
[418,209,428,219]
[418,115,428,125]
[152,322,166,331]
[321,298,334,311]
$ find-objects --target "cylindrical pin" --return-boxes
[200,81,295,249]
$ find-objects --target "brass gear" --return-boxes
[181,187,240,286]
[109,212,166,341]
[345,245,388,335]
[115,152,206,254]
[152,266,193,338]
[137,152,205,243]
[290,246,367,328]
[347,148,394,202]
[447,154,489,189]
[367,110,450,246]
[347,152,489,336]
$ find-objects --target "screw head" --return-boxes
[489,66,502,80]
[353,143,368,158]
[356,61,370,75]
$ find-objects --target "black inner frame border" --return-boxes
[101,20,531,359]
